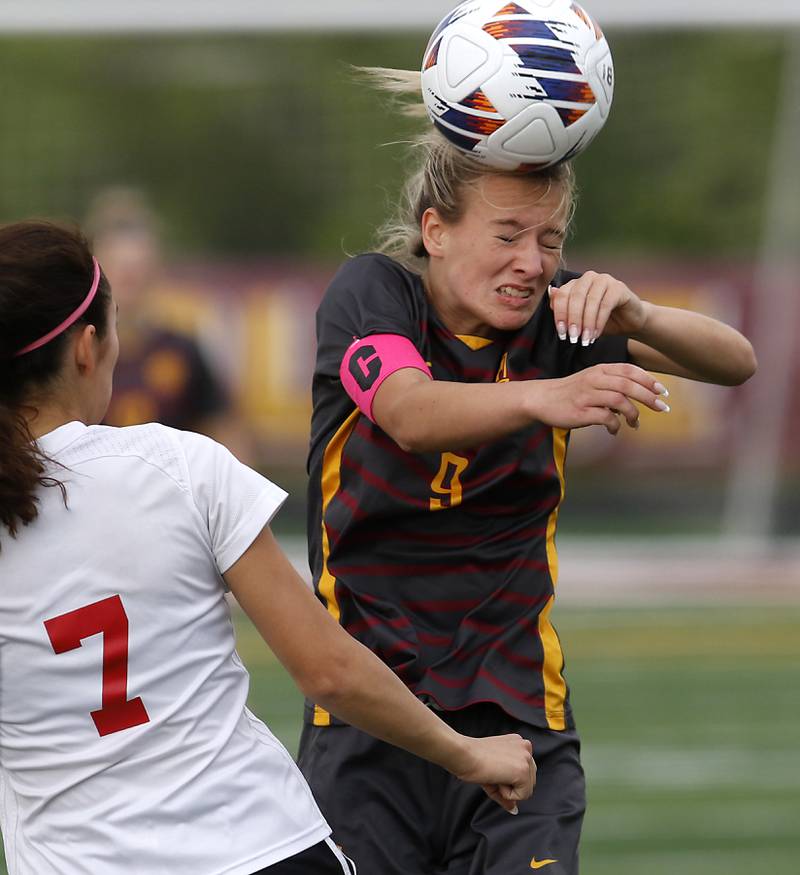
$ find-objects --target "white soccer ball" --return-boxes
[421,0,614,169]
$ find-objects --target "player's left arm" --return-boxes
[549,271,757,385]
[224,526,535,810]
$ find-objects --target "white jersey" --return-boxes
[0,422,329,875]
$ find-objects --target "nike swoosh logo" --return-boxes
[530,860,558,870]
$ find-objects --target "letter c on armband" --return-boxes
[340,334,432,422]
[348,345,383,391]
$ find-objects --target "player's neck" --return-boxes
[423,269,497,340]
[22,390,98,439]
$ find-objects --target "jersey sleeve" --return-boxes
[564,333,630,373]
[178,432,288,573]
[315,254,426,383]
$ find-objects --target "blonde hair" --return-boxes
[363,68,577,273]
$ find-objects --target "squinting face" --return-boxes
[423,174,569,337]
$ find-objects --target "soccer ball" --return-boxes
[421,0,614,169]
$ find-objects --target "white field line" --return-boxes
[585,812,799,849]
[582,745,800,792]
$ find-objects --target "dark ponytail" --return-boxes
[0,407,65,541]
[0,221,110,548]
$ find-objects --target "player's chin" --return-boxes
[489,304,537,333]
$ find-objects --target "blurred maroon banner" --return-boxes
[142,258,796,471]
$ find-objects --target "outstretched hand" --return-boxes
[528,362,670,435]
[452,733,536,814]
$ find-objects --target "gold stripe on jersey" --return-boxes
[455,334,495,351]
[313,408,361,727]
[540,427,569,730]
[495,352,510,383]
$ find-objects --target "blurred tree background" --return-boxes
[0,30,784,259]
[0,28,795,536]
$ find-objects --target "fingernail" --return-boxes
[569,324,579,344]
[509,805,519,816]
[547,285,555,296]
[557,322,567,341]
[581,329,592,347]
[591,330,599,344]
[655,399,671,413]
[654,382,669,397]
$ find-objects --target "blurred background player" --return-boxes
[0,220,536,875]
[85,186,254,460]
[297,86,757,873]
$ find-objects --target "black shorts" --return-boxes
[252,838,356,874]
[297,703,585,875]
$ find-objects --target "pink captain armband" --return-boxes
[340,334,432,422]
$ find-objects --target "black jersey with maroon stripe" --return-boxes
[306,253,628,730]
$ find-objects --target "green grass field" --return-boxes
[3,604,798,874]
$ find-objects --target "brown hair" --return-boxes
[0,221,111,548]
[363,68,577,272]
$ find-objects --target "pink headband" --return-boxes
[14,257,102,358]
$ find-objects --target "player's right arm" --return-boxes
[322,255,667,452]
[371,362,669,453]
[223,527,535,813]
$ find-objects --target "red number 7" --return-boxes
[44,595,150,737]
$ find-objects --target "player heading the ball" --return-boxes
[297,3,756,872]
